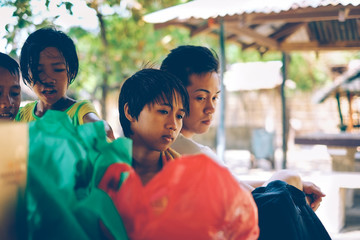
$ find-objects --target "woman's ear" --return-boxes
[124,103,136,122]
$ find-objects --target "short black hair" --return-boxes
[0,52,19,77]
[118,68,189,137]
[20,27,79,86]
[160,45,219,87]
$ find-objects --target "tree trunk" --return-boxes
[96,9,110,120]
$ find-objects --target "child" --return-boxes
[118,68,189,185]
[0,52,21,121]
[160,45,325,210]
[15,27,114,139]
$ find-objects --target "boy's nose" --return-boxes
[166,115,178,131]
[0,96,12,109]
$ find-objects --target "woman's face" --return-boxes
[181,72,220,138]
[32,47,69,107]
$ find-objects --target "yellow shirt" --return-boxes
[15,100,99,126]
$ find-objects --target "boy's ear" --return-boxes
[124,103,136,122]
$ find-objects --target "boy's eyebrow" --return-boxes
[159,102,173,109]
[160,102,186,113]
[194,89,221,94]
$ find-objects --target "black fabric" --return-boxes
[252,180,332,240]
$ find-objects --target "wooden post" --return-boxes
[347,91,354,132]
[216,18,226,163]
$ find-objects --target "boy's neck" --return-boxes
[132,144,163,185]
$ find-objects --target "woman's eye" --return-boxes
[54,69,65,73]
[213,95,219,101]
[196,96,205,101]
[177,114,184,119]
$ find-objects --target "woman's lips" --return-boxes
[202,119,212,125]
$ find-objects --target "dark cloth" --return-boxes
[252,180,331,240]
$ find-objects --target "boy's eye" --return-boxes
[54,69,66,73]
[177,114,184,119]
[10,91,20,97]
[158,110,169,114]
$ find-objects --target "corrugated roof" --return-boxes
[313,59,360,103]
[144,0,360,23]
[144,0,360,51]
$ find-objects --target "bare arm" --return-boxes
[82,112,115,141]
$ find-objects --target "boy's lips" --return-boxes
[162,134,174,143]
[0,112,14,119]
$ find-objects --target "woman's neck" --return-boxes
[180,129,194,138]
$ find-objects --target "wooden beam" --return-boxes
[246,6,360,24]
[280,40,360,51]
[190,20,217,37]
[190,24,211,37]
[226,22,279,49]
[271,23,307,40]
[154,21,186,30]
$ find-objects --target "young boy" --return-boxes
[160,45,325,210]
[0,52,21,121]
[118,68,189,185]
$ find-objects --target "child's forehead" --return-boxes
[151,92,184,106]
[0,67,19,84]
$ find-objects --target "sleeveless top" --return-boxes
[15,100,99,126]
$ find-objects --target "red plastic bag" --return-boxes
[99,154,259,240]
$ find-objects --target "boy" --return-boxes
[0,52,21,121]
[118,68,189,185]
[160,45,325,210]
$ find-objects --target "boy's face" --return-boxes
[130,94,186,152]
[181,72,220,138]
[0,67,20,120]
[32,47,69,106]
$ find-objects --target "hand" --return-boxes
[302,181,326,211]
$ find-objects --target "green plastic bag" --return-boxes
[25,110,131,239]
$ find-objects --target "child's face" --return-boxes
[130,94,186,152]
[0,67,20,120]
[32,47,69,106]
[181,72,220,138]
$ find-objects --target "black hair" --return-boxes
[160,45,219,87]
[118,68,189,137]
[0,52,20,77]
[20,27,79,86]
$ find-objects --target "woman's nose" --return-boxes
[204,100,216,114]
